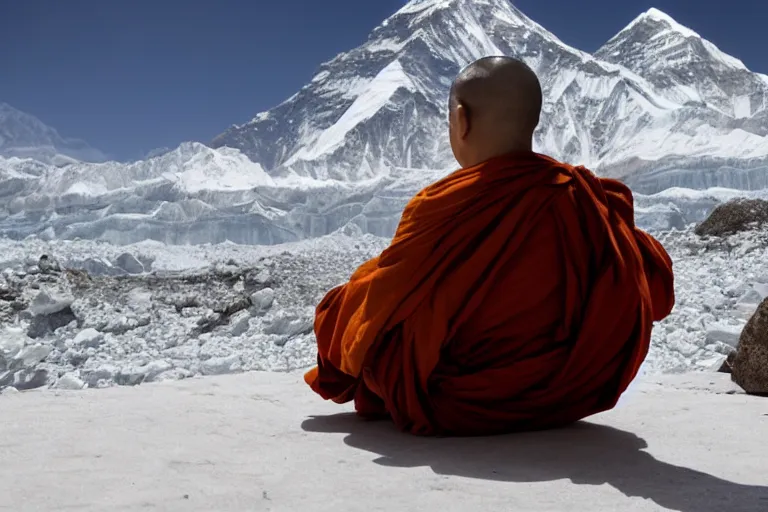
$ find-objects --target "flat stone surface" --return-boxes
[0,371,766,512]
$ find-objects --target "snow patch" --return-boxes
[287,60,415,164]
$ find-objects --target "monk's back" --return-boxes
[448,206,567,372]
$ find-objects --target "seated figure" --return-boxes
[304,56,676,436]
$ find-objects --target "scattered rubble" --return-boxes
[1,225,767,395]
[0,243,376,392]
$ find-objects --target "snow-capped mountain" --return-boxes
[0,103,107,165]
[596,8,768,120]
[213,0,768,194]
[595,8,768,192]
[2,0,767,245]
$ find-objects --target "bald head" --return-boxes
[448,56,543,168]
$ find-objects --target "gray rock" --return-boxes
[53,372,85,390]
[173,295,202,313]
[216,296,251,317]
[29,289,74,316]
[0,368,50,391]
[263,312,313,337]
[17,344,52,367]
[63,349,89,367]
[73,328,104,348]
[731,297,768,394]
[116,366,147,386]
[245,269,273,289]
[201,354,241,376]
[100,314,151,335]
[82,365,118,388]
[137,255,155,273]
[250,287,275,313]
[115,253,145,275]
[27,306,78,339]
[142,360,174,383]
[228,311,251,337]
[75,258,125,277]
[37,254,61,274]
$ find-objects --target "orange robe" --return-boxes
[304,151,675,436]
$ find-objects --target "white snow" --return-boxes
[618,8,748,71]
[642,7,699,39]
[170,147,274,192]
[1,371,766,511]
[33,142,274,196]
[288,60,415,165]
[733,94,752,119]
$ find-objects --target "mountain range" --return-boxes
[0,103,107,166]
[212,3,768,191]
[2,0,768,245]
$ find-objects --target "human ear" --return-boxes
[456,103,470,139]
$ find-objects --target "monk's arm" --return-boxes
[305,256,382,399]
[601,178,675,321]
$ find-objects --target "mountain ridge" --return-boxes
[211,0,768,192]
[0,103,108,165]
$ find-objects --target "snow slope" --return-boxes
[0,103,107,165]
[1,371,766,511]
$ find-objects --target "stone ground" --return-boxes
[1,371,766,512]
[2,226,768,392]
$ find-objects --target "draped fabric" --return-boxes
[305,152,675,436]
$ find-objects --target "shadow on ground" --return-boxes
[302,413,768,512]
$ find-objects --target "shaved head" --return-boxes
[448,56,543,168]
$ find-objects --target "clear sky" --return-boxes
[1,0,764,161]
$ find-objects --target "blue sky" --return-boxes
[1,0,764,161]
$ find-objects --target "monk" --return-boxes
[304,56,675,436]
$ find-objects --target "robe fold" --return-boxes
[304,151,675,436]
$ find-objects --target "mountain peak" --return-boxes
[599,7,748,73]
[0,102,107,164]
[613,7,707,47]
[635,7,696,37]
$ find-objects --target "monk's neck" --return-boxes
[463,141,534,169]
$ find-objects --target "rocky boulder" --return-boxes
[115,253,145,275]
[695,198,768,237]
[26,289,78,339]
[729,297,768,395]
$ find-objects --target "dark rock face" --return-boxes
[115,253,145,275]
[730,297,768,395]
[695,199,768,237]
[26,306,78,339]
